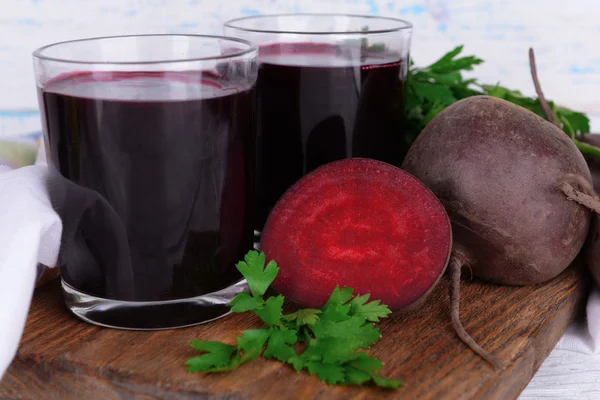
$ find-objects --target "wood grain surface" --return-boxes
[0,262,590,400]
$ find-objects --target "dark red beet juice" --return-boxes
[255,43,408,228]
[40,72,256,301]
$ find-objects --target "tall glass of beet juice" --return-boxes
[32,35,258,329]
[224,14,412,231]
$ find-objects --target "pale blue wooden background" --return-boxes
[1,0,599,137]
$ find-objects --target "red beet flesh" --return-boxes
[260,158,452,311]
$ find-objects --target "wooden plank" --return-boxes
[0,262,589,400]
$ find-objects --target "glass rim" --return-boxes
[32,34,258,66]
[224,13,413,35]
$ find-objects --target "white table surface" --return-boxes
[521,348,600,399]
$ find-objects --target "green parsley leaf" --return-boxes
[425,45,464,71]
[324,286,354,308]
[306,361,346,385]
[349,294,392,322]
[371,374,404,390]
[186,341,237,373]
[229,292,263,313]
[235,251,279,298]
[421,100,448,127]
[433,55,483,73]
[187,251,401,390]
[425,45,483,74]
[411,81,456,105]
[412,70,462,86]
[406,45,599,160]
[236,329,270,363]
[283,309,321,326]
[288,355,305,372]
[311,315,381,350]
[296,325,313,343]
[347,353,404,389]
[344,367,372,385]
[263,328,298,362]
[303,337,356,364]
[347,352,383,371]
[556,107,590,135]
[254,295,284,326]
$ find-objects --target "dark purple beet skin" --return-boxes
[402,96,592,285]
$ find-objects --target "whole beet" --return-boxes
[402,95,592,369]
[577,133,600,286]
[403,95,591,285]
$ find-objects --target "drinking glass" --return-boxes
[33,34,258,329]
[224,14,412,230]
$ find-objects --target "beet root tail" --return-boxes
[449,254,506,372]
[528,48,560,128]
[558,174,600,214]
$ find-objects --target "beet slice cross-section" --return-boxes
[260,158,452,311]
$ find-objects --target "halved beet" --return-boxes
[260,158,452,311]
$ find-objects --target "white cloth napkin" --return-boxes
[0,161,62,379]
[556,288,600,353]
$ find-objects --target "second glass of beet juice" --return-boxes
[33,35,258,330]
[224,14,412,230]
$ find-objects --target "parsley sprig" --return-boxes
[406,45,600,159]
[186,251,401,389]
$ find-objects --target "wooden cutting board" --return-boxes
[0,262,589,400]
